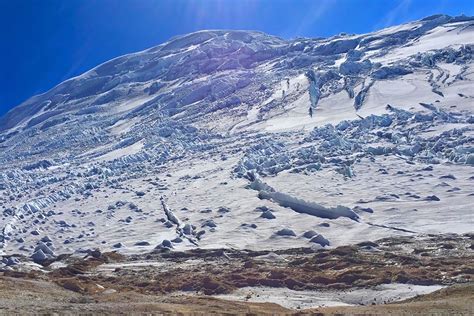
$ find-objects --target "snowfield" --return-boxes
[0,14,473,265]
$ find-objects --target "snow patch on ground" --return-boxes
[215,284,444,309]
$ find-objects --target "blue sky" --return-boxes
[0,0,473,117]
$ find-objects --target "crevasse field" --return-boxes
[0,14,472,268]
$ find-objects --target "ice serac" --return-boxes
[248,172,359,221]
[0,15,473,257]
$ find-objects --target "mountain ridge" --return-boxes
[1,14,472,133]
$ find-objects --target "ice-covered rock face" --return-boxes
[0,15,473,258]
[0,30,284,132]
[1,16,472,139]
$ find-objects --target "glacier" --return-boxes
[0,14,473,262]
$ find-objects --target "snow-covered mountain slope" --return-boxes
[0,15,473,260]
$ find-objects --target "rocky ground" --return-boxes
[0,233,472,314]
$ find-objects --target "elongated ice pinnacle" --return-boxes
[247,172,359,221]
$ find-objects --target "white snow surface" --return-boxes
[0,14,473,258]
